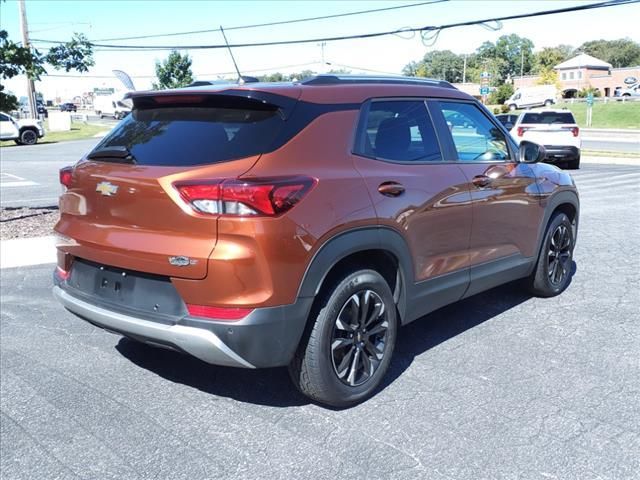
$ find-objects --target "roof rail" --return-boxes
[301,74,455,89]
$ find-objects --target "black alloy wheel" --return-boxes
[330,290,390,387]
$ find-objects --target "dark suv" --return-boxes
[53,75,579,406]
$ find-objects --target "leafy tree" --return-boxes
[535,67,561,89]
[153,50,194,90]
[488,83,514,105]
[413,50,464,83]
[578,38,640,68]
[0,30,94,112]
[534,45,574,72]
[478,34,535,82]
[577,86,601,98]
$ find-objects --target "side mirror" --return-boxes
[519,140,546,163]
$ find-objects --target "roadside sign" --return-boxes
[93,88,115,96]
[480,86,490,95]
[480,71,491,79]
[586,93,594,106]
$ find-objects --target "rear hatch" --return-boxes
[515,110,579,146]
[56,90,299,279]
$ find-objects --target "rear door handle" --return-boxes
[472,175,492,188]
[378,181,405,197]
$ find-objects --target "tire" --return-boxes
[526,212,574,297]
[289,269,398,407]
[508,104,517,111]
[544,99,553,107]
[19,128,38,145]
[567,156,580,169]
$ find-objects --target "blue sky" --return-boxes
[1,0,639,99]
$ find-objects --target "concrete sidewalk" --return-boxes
[0,235,56,269]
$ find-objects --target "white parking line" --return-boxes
[0,172,39,188]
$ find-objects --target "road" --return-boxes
[1,163,639,479]
[1,134,638,208]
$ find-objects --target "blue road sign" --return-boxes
[480,86,490,95]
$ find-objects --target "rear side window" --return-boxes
[355,100,442,162]
[91,105,285,166]
[521,112,576,124]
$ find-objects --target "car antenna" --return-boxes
[220,25,244,85]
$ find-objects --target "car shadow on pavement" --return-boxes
[116,266,576,409]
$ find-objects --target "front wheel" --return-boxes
[19,128,38,145]
[289,269,398,407]
[526,212,575,297]
[508,104,517,111]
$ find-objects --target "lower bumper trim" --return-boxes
[53,286,255,368]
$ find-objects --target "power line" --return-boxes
[64,1,447,42]
[41,62,320,79]
[32,0,638,51]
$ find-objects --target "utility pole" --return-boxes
[462,54,467,83]
[18,0,37,119]
[318,42,327,73]
[520,43,525,80]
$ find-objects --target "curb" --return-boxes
[0,235,56,269]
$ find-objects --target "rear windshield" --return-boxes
[90,105,285,166]
[521,112,576,124]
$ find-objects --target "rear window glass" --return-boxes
[90,106,285,166]
[521,112,575,124]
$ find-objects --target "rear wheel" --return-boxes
[567,156,580,169]
[289,269,397,407]
[526,212,574,297]
[544,99,553,107]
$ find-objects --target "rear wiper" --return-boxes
[87,146,136,163]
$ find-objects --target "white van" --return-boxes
[94,95,131,120]
[505,85,557,111]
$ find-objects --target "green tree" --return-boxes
[0,30,94,111]
[484,34,535,82]
[578,38,640,68]
[488,83,514,105]
[413,50,464,83]
[534,45,574,72]
[153,50,194,90]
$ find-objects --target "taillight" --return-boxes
[55,266,70,281]
[571,127,579,137]
[517,127,526,137]
[186,304,254,321]
[175,176,316,217]
[59,166,73,189]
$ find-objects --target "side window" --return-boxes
[0,113,9,121]
[356,100,442,162]
[437,101,511,162]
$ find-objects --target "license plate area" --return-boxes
[94,267,135,301]
[67,258,187,317]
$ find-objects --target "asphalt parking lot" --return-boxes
[1,163,639,479]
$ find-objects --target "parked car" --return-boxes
[614,85,640,97]
[53,75,579,407]
[510,109,581,169]
[495,113,519,130]
[60,102,78,112]
[0,111,45,145]
[505,85,557,111]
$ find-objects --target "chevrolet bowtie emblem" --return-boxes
[96,181,118,196]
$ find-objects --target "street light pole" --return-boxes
[18,0,37,119]
[463,54,467,83]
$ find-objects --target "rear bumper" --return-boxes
[543,145,580,162]
[53,280,313,369]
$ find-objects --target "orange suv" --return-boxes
[53,75,579,406]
